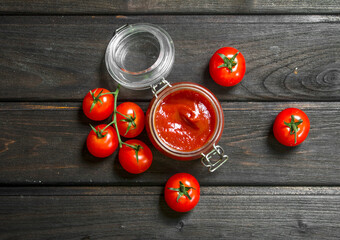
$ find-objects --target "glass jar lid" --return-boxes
[105,23,175,90]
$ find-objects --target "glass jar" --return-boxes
[105,24,228,172]
[105,23,175,90]
[146,82,228,172]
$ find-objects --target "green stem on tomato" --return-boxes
[111,85,124,148]
[121,142,143,163]
[100,92,117,96]
[284,115,303,144]
[116,110,129,119]
[116,109,137,136]
[111,87,137,146]
[89,89,117,113]
[217,51,239,72]
[89,120,115,139]
[101,120,115,131]
[108,85,143,162]
[168,181,196,202]
[121,142,136,148]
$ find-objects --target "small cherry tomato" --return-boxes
[209,47,246,87]
[83,88,115,121]
[273,108,310,146]
[164,173,200,212]
[118,139,152,174]
[115,102,145,138]
[86,124,118,158]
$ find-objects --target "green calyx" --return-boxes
[133,144,143,163]
[284,115,303,144]
[168,181,196,202]
[89,88,116,113]
[116,110,137,136]
[122,142,144,163]
[217,51,239,72]
[90,120,115,139]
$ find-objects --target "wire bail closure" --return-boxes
[151,78,172,98]
[201,144,228,172]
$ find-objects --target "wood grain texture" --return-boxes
[1,3,340,239]
[0,186,339,240]
[0,102,339,185]
[1,0,340,14]
[0,15,339,101]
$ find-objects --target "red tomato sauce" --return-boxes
[154,89,216,152]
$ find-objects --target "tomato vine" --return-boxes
[110,85,143,161]
[88,85,143,161]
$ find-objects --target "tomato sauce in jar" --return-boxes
[146,82,224,161]
[154,89,217,152]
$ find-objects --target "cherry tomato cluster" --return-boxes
[82,87,200,212]
[82,86,152,174]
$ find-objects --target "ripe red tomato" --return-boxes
[86,124,118,158]
[273,108,310,146]
[164,173,200,212]
[118,139,152,174]
[83,88,115,121]
[115,102,145,138]
[209,47,246,87]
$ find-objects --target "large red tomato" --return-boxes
[164,173,200,212]
[118,139,152,174]
[86,124,118,158]
[115,102,145,138]
[273,108,310,146]
[83,88,115,121]
[209,47,246,87]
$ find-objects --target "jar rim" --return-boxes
[147,82,224,160]
[105,23,175,90]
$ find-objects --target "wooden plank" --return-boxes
[0,186,339,240]
[0,102,339,185]
[1,0,340,14]
[0,15,339,101]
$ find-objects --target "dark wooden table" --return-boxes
[1,1,340,239]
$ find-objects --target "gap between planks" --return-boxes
[0,102,340,111]
[1,186,340,196]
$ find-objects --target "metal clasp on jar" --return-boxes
[151,78,172,98]
[201,144,228,172]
